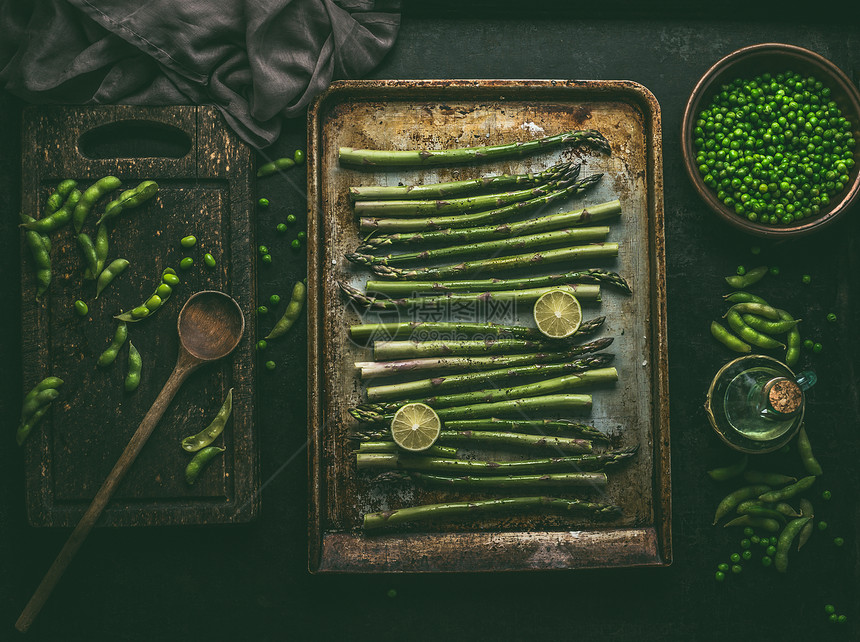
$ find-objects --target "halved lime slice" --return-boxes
[390,402,441,452]
[533,289,582,339]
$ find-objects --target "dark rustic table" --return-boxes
[1,4,858,640]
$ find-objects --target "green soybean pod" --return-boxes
[722,515,781,532]
[256,157,295,178]
[724,265,768,289]
[797,498,814,551]
[181,388,233,452]
[773,503,802,517]
[23,189,81,234]
[124,342,142,392]
[16,404,50,446]
[742,471,796,485]
[729,302,780,320]
[76,233,99,280]
[97,321,128,367]
[758,475,817,503]
[185,446,226,485]
[707,454,748,481]
[95,258,130,298]
[21,214,52,297]
[735,503,786,523]
[710,321,751,353]
[723,291,769,305]
[20,388,60,420]
[115,269,177,322]
[20,377,64,421]
[265,280,306,340]
[725,308,785,349]
[94,224,109,275]
[775,516,811,573]
[96,180,158,226]
[741,314,798,335]
[73,176,121,232]
[713,484,771,524]
[797,425,823,476]
[162,271,180,286]
[777,309,801,367]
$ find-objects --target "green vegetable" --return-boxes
[286,214,297,224]
[717,563,730,572]
[775,516,811,572]
[801,274,811,284]
[723,515,781,532]
[185,446,226,485]
[726,308,784,349]
[770,266,780,276]
[257,306,269,315]
[724,266,768,289]
[20,214,52,297]
[162,272,180,286]
[293,149,306,164]
[179,257,194,270]
[180,235,197,248]
[297,231,306,241]
[256,340,267,351]
[710,320,751,353]
[97,322,128,367]
[276,223,288,233]
[826,312,837,322]
[833,537,844,546]
[822,490,832,500]
[731,564,742,574]
[257,157,295,177]
[261,253,272,264]
[265,281,306,340]
[713,485,773,525]
[818,521,828,530]
[22,189,81,234]
[124,342,142,392]
[340,129,610,167]
[268,294,281,306]
[405,470,605,489]
[115,269,177,322]
[74,300,88,316]
[17,377,64,445]
[389,418,607,442]
[812,342,822,353]
[204,253,216,268]
[797,425,823,476]
[182,389,233,452]
[73,176,122,232]
[736,265,746,276]
[96,181,158,226]
[258,198,269,208]
[265,360,276,370]
[758,475,816,502]
[761,556,772,567]
[742,470,795,485]
[290,239,301,250]
[76,233,99,280]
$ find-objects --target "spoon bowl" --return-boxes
[178,290,244,361]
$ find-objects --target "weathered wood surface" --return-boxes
[20,105,258,527]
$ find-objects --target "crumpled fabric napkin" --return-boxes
[0,0,401,148]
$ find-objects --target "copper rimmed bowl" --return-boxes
[682,43,860,238]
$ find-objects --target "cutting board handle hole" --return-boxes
[78,121,192,160]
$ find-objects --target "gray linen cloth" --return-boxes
[0,0,401,147]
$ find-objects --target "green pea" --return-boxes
[276,223,288,233]
[769,266,780,276]
[740,538,751,549]
[803,339,814,350]
[290,239,301,250]
[297,231,306,241]
[833,537,844,546]
[736,265,746,276]
[204,253,216,269]
[818,521,828,530]
[293,149,306,164]
[185,446,226,486]
[74,300,88,316]
[822,490,832,500]
[257,306,269,315]
[741,550,752,560]
[714,571,725,582]
[812,342,822,353]
[261,254,272,265]
[256,157,295,178]
[180,235,197,248]
[742,527,754,537]
[826,312,837,322]
[825,605,836,614]
[181,389,233,453]
[766,545,776,556]
[256,340,267,351]
[156,284,172,299]
[145,294,163,311]
[387,589,397,598]
[801,274,811,284]
[269,294,281,306]
[179,257,194,270]
[258,198,269,208]
[761,556,772,567]
[265,360,276,370]
[750,535,760,544]
[829,614,839,624]
[730,552,741,563]
[162,271,180,286]
[258,245,269,255]
[750,245,761,255]
[731,564,742,574]
[287,214,297,224]
[131,306,150,319]
[717,563,729,572]
[837,615,847,624]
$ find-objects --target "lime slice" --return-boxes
[533,289,582,339]
[390,402,441,452]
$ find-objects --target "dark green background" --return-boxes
[1,4,858,640]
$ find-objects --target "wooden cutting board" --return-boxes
[19,105,258,527]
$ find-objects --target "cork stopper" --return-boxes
[766,378,803,416]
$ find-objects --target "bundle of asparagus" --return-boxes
[337,128,634,531]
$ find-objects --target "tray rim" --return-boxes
[307,79,670,572]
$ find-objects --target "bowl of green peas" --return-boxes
[682,43,860,237]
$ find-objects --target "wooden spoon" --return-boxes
[16,290,244,633]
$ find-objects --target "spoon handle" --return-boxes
[16,350,199,633]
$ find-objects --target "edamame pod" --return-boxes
[797,498,814,551]
[707,455,748,481]
[16,404,50,446]
[724,265,768,289]
[181,388,233,452]
[256,157,295,178]
[115,268,177,322]
[45,179,77,214]
[265,280,306,339]
[94,224,109,275]
[21,214,52,297]
[775,516,811,572]
[710,321,751,353]
[95,258,129,298]
[713,484,771,524]
[725,308,785,349]
[73,176,121,232]
[22,189,81,234]
[97,180,158,226]
[20,388,60,420]
[97,322,128,367]
[723,291,768,305]
[185,446,226,485]
[778,309,801,367]
[722,515,781,532]
[741,314,798,335]
[20,377,64,421]
[77,233,99,280]
[124,342,142,392]
[757,475,816,503]
[742,470,796,485]
[735,502,786,523]
[797,425,823,476]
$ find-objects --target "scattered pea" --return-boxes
[204,253,216,269]
[750,535,760,544]
[740,539,751,549]
[162,272,180,286]
[156,284,172,299]
[769,266,780,276]
[179,257,194,270]
[812,342,822,353]
[297,231,306,241]
[258,198,269,208]
[736,265,747,276]
[825,605,836,614]
[74,300,88,316]
[766,545,776,556]
[731,564,742,574]
[743,527,754,537]
[714,571,725,582]
[277,223,288,234]
[803,339,814,350]
[761,556,772,567]
[801,274,811,284]
[265,360,276,370]
[256,340,267,351]
[291,239,301,250]
[829,614,839,624]
[818,521,828,530]
[837,615,847,624]
[833,537,844,547]
[822,490,832,500]
[293,149,306,164]
[257,306,269,315]
[131,306,150,319]
[387,589,397,598]
[759,537,770,547]
[741,550,752,560]
[750,246,761,255]
[717,563,730,572]
[258,245,269,255]
[269,294,281,306]
[826,312,837,322]
[145,294,163,310]
[261,253,272,265]
[287,214,297,224]
[180,235,197,248]
[730,552,741,563]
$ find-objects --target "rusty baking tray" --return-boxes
[307,80,669,572]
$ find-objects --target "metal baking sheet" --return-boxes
[307,80,669,572]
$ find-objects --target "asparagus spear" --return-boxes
[348,161,573,201]
[365,354,613,401]
[371,243,619,280]
[362,496,620,531]
[355,449,638,474]
[442,418,609,441]
[406,470,606,488]
[353,167,580,217]
[339,282,601,312]
[348,226,611,266]
[340,129,611,167]
[355,337,613,378]
[354,368,618,412]
[364,268,631,296]
[360,174,602,234]
[350,393,592,424]
[358,442,459,457]
[350,320,545,341]
[358,200,622,250]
